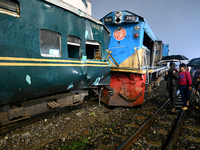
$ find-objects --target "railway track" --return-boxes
[1,84,199,149]
[174,106,200,149]
[117,92,188,150]
[0,94,98,136]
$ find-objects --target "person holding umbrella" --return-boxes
[187,57,200,108]
[179,63,192,110]
[165,62,179,112]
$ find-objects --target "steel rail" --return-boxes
[164,110,186,150]
[0,99,97,136]
[0,109,60,136]
[117,98,171,150]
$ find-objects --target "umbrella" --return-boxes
[187,57,200,67]
[158,55,189,63]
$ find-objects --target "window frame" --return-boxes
[0,0,20,17]
[40,29,62,58]
[86,40,102,60]
[67,35,81,59]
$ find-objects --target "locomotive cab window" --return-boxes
[40,29,61,58]
[67,35,81,59]
[0,0,20,17]
[143,32,153,51]
[86,41,101,60]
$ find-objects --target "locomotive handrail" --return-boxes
[145,66,150,84]
[143,48,150,84]
[106,50,119,67]
[150,46,157,81]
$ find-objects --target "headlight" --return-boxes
[116,11,121,18]
[135,25,140,30]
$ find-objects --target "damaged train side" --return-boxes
[0,0,110,123]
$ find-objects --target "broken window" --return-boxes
[86,41,101,60]
[0,0,20,17]
[67,35,81,59]
[40,29,61,58]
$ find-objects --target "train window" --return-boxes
[67,36,81,59]
[86,41,101,60]
[143,32,153,50]
[0,0,20,17]
[40,30,61,58]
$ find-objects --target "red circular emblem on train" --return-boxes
[113,27,126,40]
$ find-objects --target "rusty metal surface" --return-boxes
[117,98,171,150]
[8,107,25,120]
[0,112,9,123]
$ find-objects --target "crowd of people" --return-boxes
[165,63,200,112]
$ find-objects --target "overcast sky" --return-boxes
[91,0,200,60]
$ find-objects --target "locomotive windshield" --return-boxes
[143,32,154,50]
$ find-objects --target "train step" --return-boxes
[176,98,182,101]
[175,105,183,109]
[47,100,60,109]
[175,102,184,105]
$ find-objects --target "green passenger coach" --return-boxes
[0,0,111,123]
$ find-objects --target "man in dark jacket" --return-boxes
[165,62,179,112]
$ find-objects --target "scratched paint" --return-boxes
[92,76,104,85]
[26,75,31,85]
[82,55,87,62]
[86,74,91,80]
[85,20,94,40]
[67,83,74,90]
[85,30,88,38]
[0,0,111,106]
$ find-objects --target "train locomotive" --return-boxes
[0,0,111,123]
[100,11,169,107]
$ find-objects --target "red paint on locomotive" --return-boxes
[101,72,146,107]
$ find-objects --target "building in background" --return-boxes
[61,0,91,15]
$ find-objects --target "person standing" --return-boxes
[193,71,200,102]
[165,62,179,112]
[179,63,192,110]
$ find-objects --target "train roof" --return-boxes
[43,0,110,33]
[100,10,158,42]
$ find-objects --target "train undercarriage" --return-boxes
[0,91,88,124]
